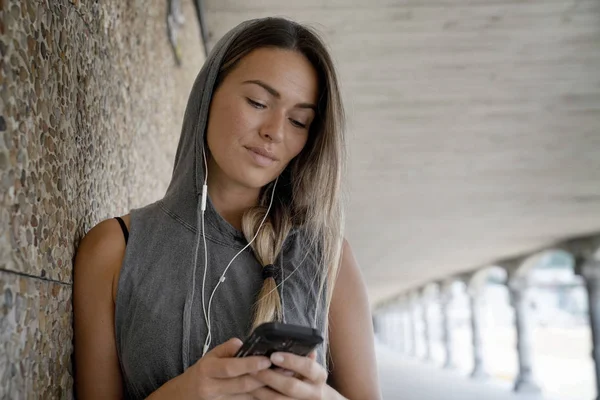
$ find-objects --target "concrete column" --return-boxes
[440,281,455,369]
[468,287,488,379]
[408,293,418,357]
[578,258,600,400]
[384,311,393,345]
[401,305,410,354]
[421,291,432,361]
[392,306,403,352]
[397,298,409,354]
[509,277,541,394]
[382,312,392,345]
[372,314,382,338]
[386,311,395,346]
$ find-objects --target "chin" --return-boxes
[237,170,274,190]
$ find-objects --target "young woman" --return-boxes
[74,17,381,400]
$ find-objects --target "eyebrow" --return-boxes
[242,80,317,111]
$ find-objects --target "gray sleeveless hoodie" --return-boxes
[114,19,327,399]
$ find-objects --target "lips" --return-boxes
[245,146,277,160]
[245,146,278,167]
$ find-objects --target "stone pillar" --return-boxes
[578,258,600,400]
[421,291,432,361]
[440,281,456,369]
[509,277,541,394]
[468,287,488,379]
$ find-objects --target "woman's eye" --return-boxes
[247,98,266,109]
[290,119,307,129]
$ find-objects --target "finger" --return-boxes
[273,367,295,377]
[211,356,272,378]
[222,394,257,400]
[217,374,266,395]
[251,386,295,400]
[270,352,327,384]
[208,338,244,358]
[308,351,317,360]
[253,369,314,398]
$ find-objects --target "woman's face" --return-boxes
[206,47,319,190]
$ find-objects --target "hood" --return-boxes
[161,19,256,232]
[160,18,258,371]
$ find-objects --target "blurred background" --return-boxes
[1,0,599,399]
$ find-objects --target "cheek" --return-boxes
[209,101,254,151]
[277,134,308,176]
[287,133,309,160]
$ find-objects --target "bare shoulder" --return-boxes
[333,238,365,294]
[74,214,130,302]
[75,214,130,271]
[73,214,130,398]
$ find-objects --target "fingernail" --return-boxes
[271,353,284,363]
[260,360,272,369]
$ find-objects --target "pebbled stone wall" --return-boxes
[0,0,205,397]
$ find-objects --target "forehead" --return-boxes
[229,47,319,104]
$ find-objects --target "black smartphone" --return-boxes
[235,322,323,361]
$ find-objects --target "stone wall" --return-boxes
[0,0,205,397]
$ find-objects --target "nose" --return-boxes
[259,111,285,143]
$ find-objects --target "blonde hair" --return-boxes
[215,18,346,369]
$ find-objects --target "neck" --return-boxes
[206,159,260,232]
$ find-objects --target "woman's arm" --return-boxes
[74,218,272,400]
[327,239,382,400]
[73,218,127,399]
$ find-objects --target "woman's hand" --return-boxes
[250,351,336,400]
[154,338,272,400]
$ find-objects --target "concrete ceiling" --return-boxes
[202,0,600,304]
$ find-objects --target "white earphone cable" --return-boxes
[200,149,210,353]
[200,145,279,355]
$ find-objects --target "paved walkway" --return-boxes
[377,343,558,400]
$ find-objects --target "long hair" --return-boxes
[215,17,346,369]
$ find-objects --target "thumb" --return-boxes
[207,337,243,358]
